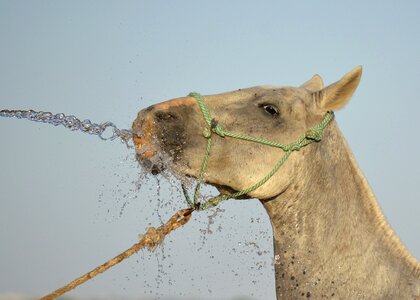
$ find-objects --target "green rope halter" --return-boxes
[183,92,334,210]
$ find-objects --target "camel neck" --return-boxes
[261,122,419,299]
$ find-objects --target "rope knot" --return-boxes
[202,119,225,138]
[203,127,212,138]
[211,119,225,137]
[285,143,302,151]
[140,227,164,251]
[305,129,323,141]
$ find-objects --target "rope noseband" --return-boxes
[183,92,334,210]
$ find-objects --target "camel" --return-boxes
[132,66,420,299]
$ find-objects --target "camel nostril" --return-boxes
[155,111,177,121]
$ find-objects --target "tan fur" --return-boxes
[133,67,420,299]
[344,138,420,279]
[315,66,362,111]
[301,74,324,92]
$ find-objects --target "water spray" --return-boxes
[0,107,195,300]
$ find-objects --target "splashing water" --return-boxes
[1,106,275,299]
[0,109,133,145]
[198,207,225,250]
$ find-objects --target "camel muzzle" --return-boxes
[132,97,195,174]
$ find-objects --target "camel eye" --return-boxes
[262,104,279,116]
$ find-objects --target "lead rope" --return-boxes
[184,92,335,210]
[39,208,194,300]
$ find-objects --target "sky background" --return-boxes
[0,1,419,299]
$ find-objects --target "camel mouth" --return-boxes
[132,122,157,160]
[132,110,165,173]
[135,154,165,175]
[212,183,251,199]
[133,130,167,175]
[132,118,180,176]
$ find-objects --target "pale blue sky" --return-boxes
[0,1,419,299]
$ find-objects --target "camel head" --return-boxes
[132,67,362,200]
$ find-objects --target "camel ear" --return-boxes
[313,66,362,111]
[300,74,324,92]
